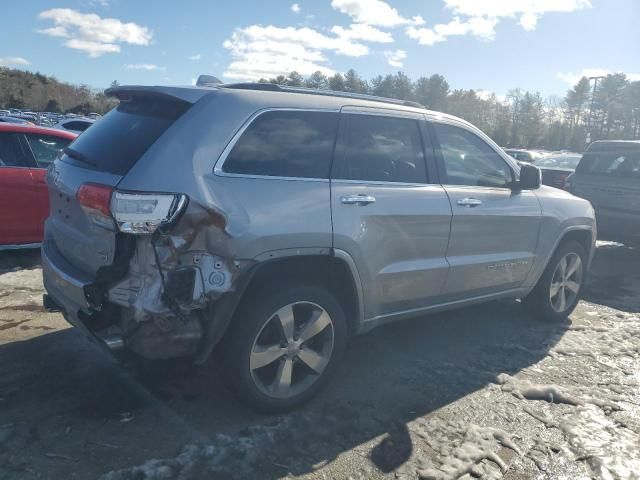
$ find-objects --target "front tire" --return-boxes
[221,285,347,413]
[523,240,587,322]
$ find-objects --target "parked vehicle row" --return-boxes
[503,148,548,163]
[0,108,99,129]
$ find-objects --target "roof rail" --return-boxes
[222,83,426,110]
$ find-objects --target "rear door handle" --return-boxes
[456,197,482,207]
[340,194,376,206]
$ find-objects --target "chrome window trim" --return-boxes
[331,178,434,188]
[213,107,340,181]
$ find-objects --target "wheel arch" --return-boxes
[525,225,595,294]
[244,251,363,335]
[194,250,363,364]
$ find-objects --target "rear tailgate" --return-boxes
[46,165,122,276]
[573,144,640,235]
[45,88,196,277]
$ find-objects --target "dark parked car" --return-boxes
[535,153,581,189]
[567,140,640,246]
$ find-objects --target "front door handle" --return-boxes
[456,197,482,207]
[340,194,376,206]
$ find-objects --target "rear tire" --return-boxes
[221,284,347,413]
[523,240,587,322]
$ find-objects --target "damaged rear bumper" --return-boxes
[42,234,252,361]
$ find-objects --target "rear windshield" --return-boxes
[63,95,190,176]
[577,150,640,178]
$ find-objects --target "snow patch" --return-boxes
[410,418,521,480]
[560,404,640,479]
[496,373,582,405]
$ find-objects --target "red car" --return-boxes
[0,124,76,249]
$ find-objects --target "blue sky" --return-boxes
[1,0,639,97]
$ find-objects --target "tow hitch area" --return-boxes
[43,294,63,313]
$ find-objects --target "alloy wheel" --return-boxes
[549,252,583,313]
[249,301,335,399]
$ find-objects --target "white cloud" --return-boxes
[406,16,498,45]
[557,68,640,85]
[38,8,152,57]
[444,0,591,30]
[331,0,422,27]
[407,0,590,47]
[384,49,406,68]
[188,53,202,61]
[223,24,372,80]
[0,57,31,67]
[124,63,162,71]
[291,3,301,13]
[331,23,393,43]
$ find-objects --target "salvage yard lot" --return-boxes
[0,244,639,480]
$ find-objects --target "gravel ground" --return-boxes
[0,243,638,480]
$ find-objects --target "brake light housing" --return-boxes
[563,173,574,192]
[77,183,187,234]
[110,191,187,234]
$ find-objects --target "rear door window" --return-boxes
[63,96,190,176]
[0,133,33,168]
[24,133,72,168]
[223,110,339,179]
[333,114,427,183]
[577,152,640,178]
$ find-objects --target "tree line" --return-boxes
[259,70,640,152]
[0,68,116,115]
[2,66,638,151]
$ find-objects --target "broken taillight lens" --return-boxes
[110,191,187,234]
[77,184,187,234]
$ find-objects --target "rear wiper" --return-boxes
[63,147,97,168]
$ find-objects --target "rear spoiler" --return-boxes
[105,85,212,105]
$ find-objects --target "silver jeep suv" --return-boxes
[42,82,596,411]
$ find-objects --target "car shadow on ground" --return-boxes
[0,298,568,479]
[582,242,640,313]
[0,248,41,273]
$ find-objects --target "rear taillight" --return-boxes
[77,184,187,234]
[563,173,574,192]
[77,183,115,229]
[110,191,187,234]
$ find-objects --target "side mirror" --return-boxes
[516,163,541,190]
